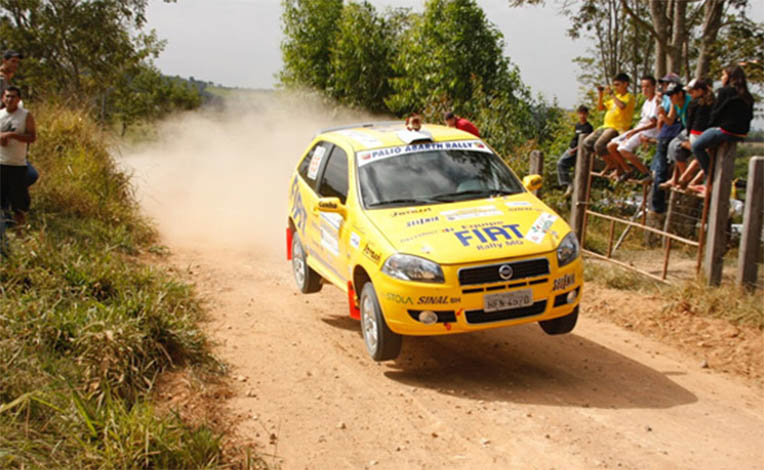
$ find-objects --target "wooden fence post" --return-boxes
[704,142,736,285]
[529,150,544,196]
[737,156,764,289]
[569,135,590,242]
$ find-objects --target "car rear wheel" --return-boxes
[539,306,578,335]
[292,233,322,293]
[360,282,402,361]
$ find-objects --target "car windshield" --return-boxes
[358,146,525,208]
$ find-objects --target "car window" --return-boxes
[358,147,524,207]
[317,146,349,204]
[298,141,332,189]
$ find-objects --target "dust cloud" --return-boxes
[121,91,383,253]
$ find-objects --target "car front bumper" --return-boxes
[374,253,583,336]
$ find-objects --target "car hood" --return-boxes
[365,194,569,265]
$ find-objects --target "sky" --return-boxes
[145,0,764,109]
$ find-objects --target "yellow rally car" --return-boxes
[287,122,582,361]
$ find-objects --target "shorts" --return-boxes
[0,164,31,213]
[612,128,659,153]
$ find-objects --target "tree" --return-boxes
[279,0,343,91]
[513,0,762,85]
[386,0,520,115]
[0,0,195,123]
[327,2,397,113]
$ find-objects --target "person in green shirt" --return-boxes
[582,72,636,178]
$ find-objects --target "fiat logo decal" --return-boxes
[498,264,513,280]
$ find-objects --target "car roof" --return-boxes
[317,121,478,152]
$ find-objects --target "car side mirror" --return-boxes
[315,197,346,216]
[523,174,543,192]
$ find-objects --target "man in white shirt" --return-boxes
[606,75,660,180]
[0,86,37,228]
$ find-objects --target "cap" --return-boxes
[658,73,680,84]
[685,78,707,91]
[443,111,455,121]
[664,82,684,95]
[3,50,23,60]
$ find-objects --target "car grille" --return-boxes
[458,258,550,286]
[465,300,547,324]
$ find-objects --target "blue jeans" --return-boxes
[557,148,576,187]
[691,127,741,176]
[650,136,672,213]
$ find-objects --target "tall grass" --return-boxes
[0,104,247,469]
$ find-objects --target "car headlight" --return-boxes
[382,254,445,283]
[557,232,580,267]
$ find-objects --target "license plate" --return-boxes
[483,289,533,312]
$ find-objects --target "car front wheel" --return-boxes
[360,282,402,361]
[291,233,322,294]
[539,306,578,335]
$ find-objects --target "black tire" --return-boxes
[539,306,578,335]
[291,233,322,294]
[359,282,402,361]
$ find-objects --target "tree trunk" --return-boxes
[695,0,725,80]
[668,0,687,76]
[649,0,670,77]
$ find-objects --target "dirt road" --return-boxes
[156,242,761,470]
[124,98,763,469]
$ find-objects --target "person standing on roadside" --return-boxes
[0,86,37,228]
[444,111,480,137]
[0,50,38,188]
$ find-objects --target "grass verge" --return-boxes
[0,104,267,469]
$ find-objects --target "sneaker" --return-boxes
[563,185,573,197]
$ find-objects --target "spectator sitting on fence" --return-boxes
[557,105,593,197]
[691,64,754,185]
[605,75,660,182]
[582,72,635,179]
[660,78,715,191]
[444,111,480,137]
[649,81,691,217]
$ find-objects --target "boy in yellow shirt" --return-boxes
[582,73,635,177]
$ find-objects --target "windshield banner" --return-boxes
[357,140,492,167]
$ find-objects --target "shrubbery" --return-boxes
[0,105,230,469]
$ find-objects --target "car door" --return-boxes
[314,144,350,282]
[292,140,332,258]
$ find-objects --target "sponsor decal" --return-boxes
[400,230,438,243]
[319,213,342,257]
[307,145,327,180]
[289,177,307,233]
[362,243,382,263]
[350,232,361,250]
[505,201,532,208]
[385,293,413,304]
[417,296,461,305]
[454,224,524,249]
[406,216,439,228]
[392,207,432,217]
[526,213,558,244]
[553,273,576,291]
[318,199,338,210]
[357,140,491,167]
[441,205,502,221]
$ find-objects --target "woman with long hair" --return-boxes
[691,64,754,177]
